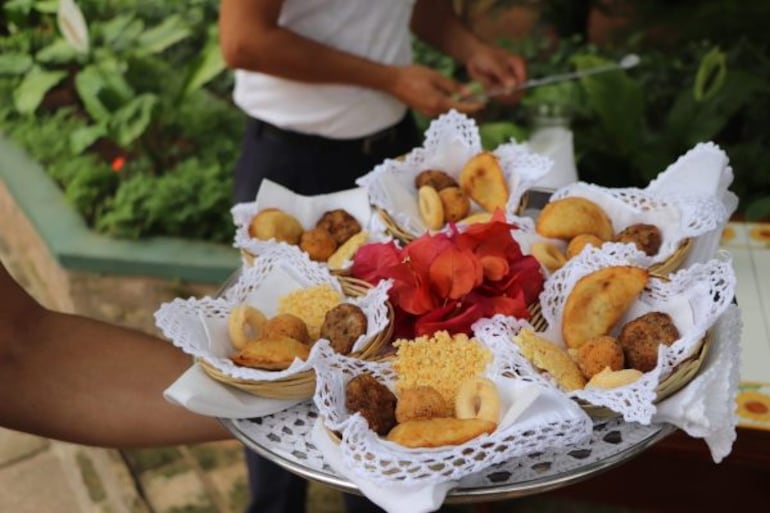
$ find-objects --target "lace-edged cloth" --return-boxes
[524,245,736,424]
[356,110,553,237]
[154,245,392,382]
[311,333,592,486]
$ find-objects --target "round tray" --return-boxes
[220,403,674,502]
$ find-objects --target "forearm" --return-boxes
[219,0,395,92]
[410,0,486,64]
[0,307,228,447]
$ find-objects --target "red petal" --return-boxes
[414,301,482,337]
[428,247,483,300]
[351,241,401,284]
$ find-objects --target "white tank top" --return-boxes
[232,0,415,139]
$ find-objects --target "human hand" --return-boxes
[388,65,484,117]
[465,45,527,104]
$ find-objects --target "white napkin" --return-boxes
[164,365,303,419]
[652,305,743,463]
[310,419,457,513]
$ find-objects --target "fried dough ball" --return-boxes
[573,335,625,379]
[345,373,397,435]
[248,209,304,244]
[320,303,368,355]
[615,223,663,257]
[566,233,603,259]
[316,209,362,245]
[618,311,680,372]
[299,227,338,262]
[438,187,471,223]
[395,385,452,424]
[263,313,311,345]
[415,169,458,191]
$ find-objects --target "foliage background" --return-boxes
[1,0,768,243]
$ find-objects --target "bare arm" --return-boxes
[0,262,228,448]
[218,0,481,116]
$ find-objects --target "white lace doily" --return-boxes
[311,334,592,486]
[519,245,736,423]
[154,245,392,382]
[356,110,553,237]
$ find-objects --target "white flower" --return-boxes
[57,0,89,54]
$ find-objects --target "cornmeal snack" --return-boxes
[277,284,343,340]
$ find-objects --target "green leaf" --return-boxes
[35,38,80,64]
[109,93,158,147]
[745,197,770,222]
[179,24,226,98]
[479,121,529,150]
[95,14,143,51]
[13,66,67,114]
[74,59,134,121]
[694,47,726,102]
[33,0,59,13]
[0,53,33,75]
[70,122,108,154]
[572,54,644,157]
[135,15,192,56]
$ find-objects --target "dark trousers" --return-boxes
[233,112,422,204]
[234,112,421,513]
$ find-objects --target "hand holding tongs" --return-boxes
[459,54,641,103]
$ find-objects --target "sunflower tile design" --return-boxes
[721,222,770,430]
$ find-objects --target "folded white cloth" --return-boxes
[653,305,743,463]
[310,419,457,513]
[164,365,303,419]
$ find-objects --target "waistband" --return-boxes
[250,113,411,155]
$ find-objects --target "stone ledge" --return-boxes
[0,135,239,284]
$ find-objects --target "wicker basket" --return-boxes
[198,275,394,400]
[580,333,710,419]
[649,237,692,275]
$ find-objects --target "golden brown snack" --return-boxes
[566,234,604,259]
[227,304,267,350]
[585,367,644,389]
[454,376,501,424]
[615,223,663,257]
[278,284,343,340]
[327,230,369,270]
[263,313,311,345]
[418,185,445,230]
[459,152,509,213]
[458,212,493,225]
[530,241,567,273]
[248,209,304,244]
[299,227,338,262]
[395,385,452,423]
[345,373,397,435]
[618,311,680,372]
[438,186,471,223]
[316,209,362,245]
[562,266,649,349]
[573,335,624,379]
[535,197,614,241]
[386,417,496,448]
[513,329,586,391]
[415,169,458,191]
[231,336,310,370]
[320,303,368,355]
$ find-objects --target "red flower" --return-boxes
[111,156,126,172]
[352,213,544,339]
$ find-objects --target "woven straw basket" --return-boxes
[649,237,692,275]
[198,275,394,400]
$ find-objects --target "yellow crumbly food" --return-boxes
[392,331,492,409]
[277,283,343,340]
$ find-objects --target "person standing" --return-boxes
[218,1,528,511]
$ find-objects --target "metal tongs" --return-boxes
[460,53,641,103]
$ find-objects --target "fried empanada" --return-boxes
[386,417,496,448]
[231,336,310,370]
[536,197,614,241]
[513,329,586,391]
[459,152,509,213]
[562,266,649,349]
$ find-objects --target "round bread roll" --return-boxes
[615,223,663,256]
[249,209,304,244]
[263,313,311,344]
[395,385,452,423]
[566,233,603,259]
[415,169,458,191]
[618,311,680,372]
[300,227,338,262]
